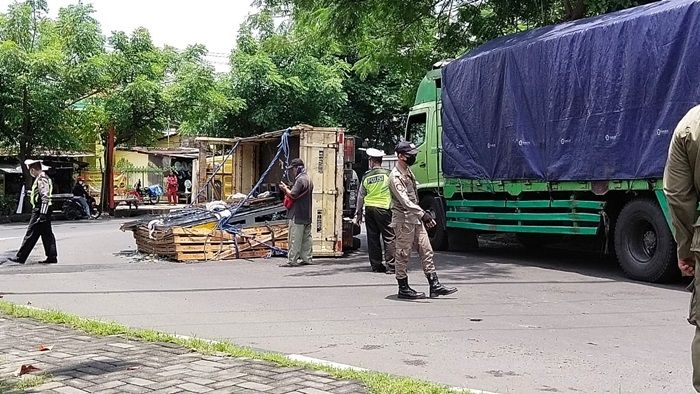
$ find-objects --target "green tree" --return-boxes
[222,10,349,136]
[165,44,244,136]
[0,0,108,189]
[259,0,659,80]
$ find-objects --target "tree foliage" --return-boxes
[220,10,348,136]
[0,0,663,178]
[0,0,241,192]
[259,0,659,83]
[0,0,107,186]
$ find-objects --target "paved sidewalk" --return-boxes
[0,315,367,394]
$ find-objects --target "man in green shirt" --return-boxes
[354,148,395,273]
[663,104,700,391]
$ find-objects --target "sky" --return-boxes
[0,0,258,72]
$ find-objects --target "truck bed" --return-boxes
[441,0,700,181]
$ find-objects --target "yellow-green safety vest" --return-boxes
[362,168,392,210]
[30,174,52,209]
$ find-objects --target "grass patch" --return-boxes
[14,374,51,391]
[0,374,51,393]
[0,300,462,394]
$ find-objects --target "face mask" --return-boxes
[404,155,417,166]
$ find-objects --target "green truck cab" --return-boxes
[406,67,677,283]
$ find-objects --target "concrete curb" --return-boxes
[14,306,501,394]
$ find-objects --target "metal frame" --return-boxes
[446,198,605,235]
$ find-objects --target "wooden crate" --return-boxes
[132,227,176,258]
[172,222,288,262]
[129,220,289,262]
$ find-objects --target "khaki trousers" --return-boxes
[393,222,436,280]
[288,221,312,265]
[691,260,700,392]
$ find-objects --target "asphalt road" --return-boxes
[0,218,693,393]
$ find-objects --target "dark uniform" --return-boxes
[14,169,57,264]
[355,162,395,273]
[663,104,700,391]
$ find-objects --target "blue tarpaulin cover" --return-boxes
[441,0,700,181]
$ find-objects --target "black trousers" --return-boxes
[365,206,395,270]
[16,211,57,263]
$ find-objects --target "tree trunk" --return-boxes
[20,87,33,213]
[564,0,587,20]
[100,135,110,212]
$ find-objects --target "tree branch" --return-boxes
[63,88,107,110]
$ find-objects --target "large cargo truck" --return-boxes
[407,0,700,282]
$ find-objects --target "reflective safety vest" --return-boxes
[361,168,392,210]
[30,173,53,209]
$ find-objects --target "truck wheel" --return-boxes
[614,198,678,282]
[420,195,448,251]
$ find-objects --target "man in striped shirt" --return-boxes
[8,159,58,265]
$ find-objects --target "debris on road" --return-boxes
[14,364,40,377]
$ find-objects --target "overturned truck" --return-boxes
[122,125,359,262]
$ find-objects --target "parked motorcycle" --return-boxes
[62,195,101,220]
[127,181,163,206]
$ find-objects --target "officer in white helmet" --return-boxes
[354,148,395,273]
[7,159,57,265]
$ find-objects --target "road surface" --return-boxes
[0,218,692,393]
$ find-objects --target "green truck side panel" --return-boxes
[447,211,600,222]
[446,198,603,235]
[441,178,662,198]
[447,199,605,210]
[449,221,599,235]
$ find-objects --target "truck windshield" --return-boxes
[405,112,427,146]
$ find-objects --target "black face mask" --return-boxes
[404,155,417,166]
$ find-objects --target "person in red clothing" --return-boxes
[166,170,179,205]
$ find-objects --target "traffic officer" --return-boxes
[663,104,700,391]
[388,141,457,299]
[8,159,58,265]
[354,148,395,273]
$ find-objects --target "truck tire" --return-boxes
[420,195,448,251]
[614,198,678,282]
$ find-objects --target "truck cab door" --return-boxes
[405,109,431,187]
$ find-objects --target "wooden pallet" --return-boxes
[130,220,288,262]
[132,227,176,258]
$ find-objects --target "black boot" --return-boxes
[372,264,387,273]
[426,272,457,298]
[6,257,25,265]
[397,278,426,299]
